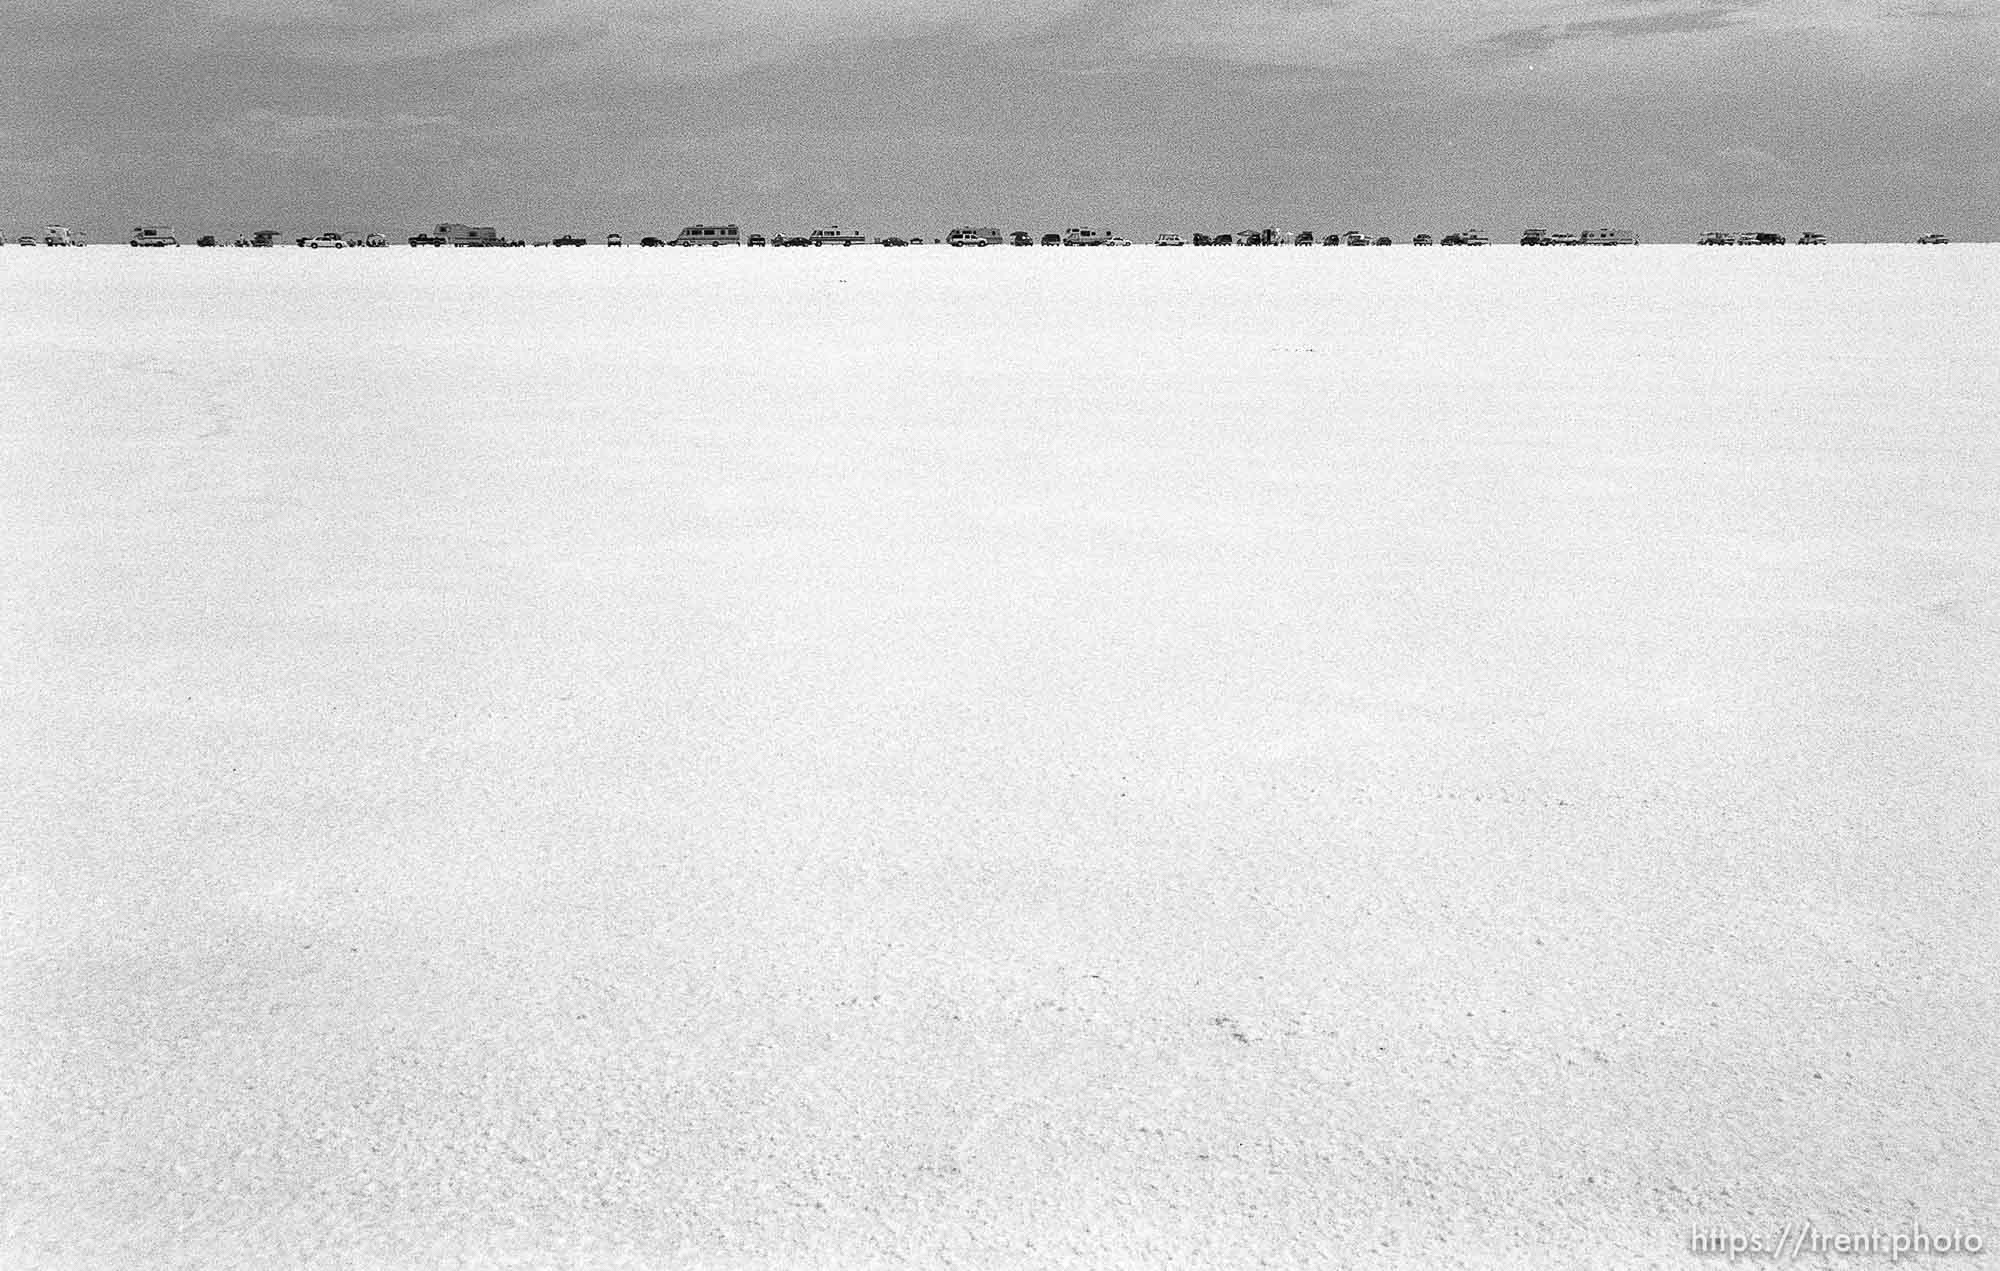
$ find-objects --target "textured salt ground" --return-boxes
[2,246,1996,1267]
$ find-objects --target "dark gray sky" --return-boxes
[5,0,1996,242]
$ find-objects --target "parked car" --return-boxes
[304,232,347,248]
[1917,234,1950,244]
[946,228,989,246]
[1154,234,1186,246]
[552,234,586,246]
[1294,231,1315,246]
[1796,232,1828,245]
[1212,233,1234,246]
[745,234,765,246]
[606,233,623,246]
[880,237,909,247]
[641,236,666,247]
[17,235,36,246]
[409,232,447,246]
[1413,234,1434,246]
[1010,231,1034,246]
[1107,237,1133,246]
[196,235,217,247]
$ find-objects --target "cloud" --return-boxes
[218,110,470,156]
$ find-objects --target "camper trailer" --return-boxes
[1580,228,1639,245]
[130,225,177,246]
[435,223,504,247]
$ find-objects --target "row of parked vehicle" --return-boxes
[9,223,1963,248]
[1698,231,1824,246]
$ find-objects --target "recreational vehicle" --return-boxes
[807,226,866,245]
[435,223,505,246]
[1062,227,1112,246]
[432,223,500,245]
[1580,228,1638,245]
[673,224,741,246]
[42,226,84,246]
[130,225,177,246]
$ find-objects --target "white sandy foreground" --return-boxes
[2,245,1996,1268]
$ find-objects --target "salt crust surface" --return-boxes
[2,246,1996,1268]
